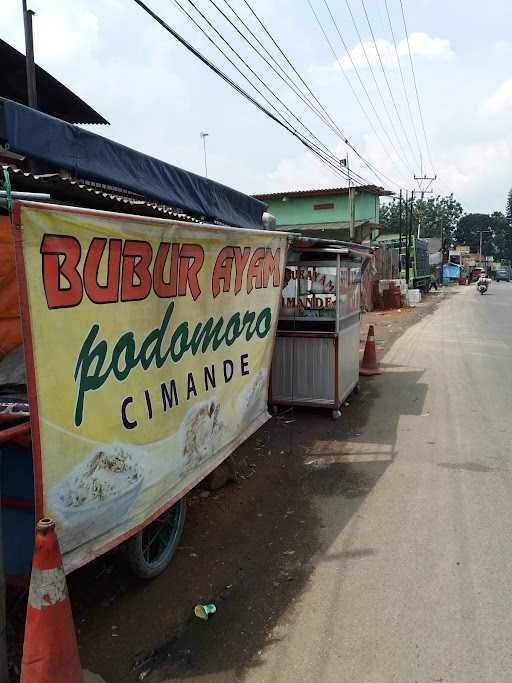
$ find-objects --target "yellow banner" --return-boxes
[17,203,287,571]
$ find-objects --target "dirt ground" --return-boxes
[6,292,441,683]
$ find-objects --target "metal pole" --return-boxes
[22,0,38,109]
[409,190,415,285]
[200,132,209,178]
[347,154,355,240]
[479,230,483,267]
[440,220,444,285]
[405,191,410,286]
[398,190,403,277]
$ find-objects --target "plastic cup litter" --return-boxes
[194,603,217,621]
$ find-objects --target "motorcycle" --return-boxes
[477,282,488,295]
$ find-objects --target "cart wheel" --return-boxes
[332,409,342,420]
[125,497,186,579]
[271,404,279,415]
[353,383,361,395]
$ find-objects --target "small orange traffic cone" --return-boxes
[359,325,383,376]
[21,518,84,683]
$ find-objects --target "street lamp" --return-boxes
[200,131,209,178]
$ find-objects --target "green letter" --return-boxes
[255,308,272,338]
[73,325,109,427]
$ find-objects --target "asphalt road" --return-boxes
[153,283,512,683]
[239,283,512,683]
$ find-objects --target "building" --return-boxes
[253,185,393,243]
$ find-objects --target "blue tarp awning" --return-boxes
[0,98,266,230]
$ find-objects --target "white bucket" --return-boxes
[407,289,422,306]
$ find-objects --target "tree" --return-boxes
[379,200,401,233]
[453,211,512,261]
[491,211,512,261]
[453,214,493,255]
[380,193,463,241]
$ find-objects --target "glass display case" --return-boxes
[270,246,363,418]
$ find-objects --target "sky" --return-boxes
[2,0,512,214]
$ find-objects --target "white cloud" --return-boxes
[265,148,344,192]
[480,80,512,115]
[434,137,512,211]
[34,7,100,63]
[400,32,454,60]
[0,0,509,215]
[310,32,453,73]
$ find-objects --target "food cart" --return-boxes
[270,239,369,419]
[0,98,292,583]
[0,202,288,582]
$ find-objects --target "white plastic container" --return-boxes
[407,288,422,306]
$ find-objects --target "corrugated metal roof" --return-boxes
[253,185,393,201]
[3,165,201,222]
[0,39,108,125]
[277,220,378,232]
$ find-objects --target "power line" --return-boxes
[220,0,398,187]
[204,0,370,181]
[340,0,414,175]
[359,0,419,171]
[134,0,400,190]
[237,0,401,188]
[240,0,346,140]
[211,0,345,143]
[383,0,424,176]
[132,0,367,186]
[308,0,407,186]
[399,0,436,175]
[173,0,372,185]
[176,0,361,181]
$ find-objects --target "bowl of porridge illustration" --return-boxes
[51,442,144,542]
[237,369,268,420]
[181,399,223,467]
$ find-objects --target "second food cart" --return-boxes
[270,238,370,418]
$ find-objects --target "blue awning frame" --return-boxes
[0,97,266,230]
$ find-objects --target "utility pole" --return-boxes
[414,174,436,197]
[440,220,445,286]
[405,191,415,286]
[398,190,403,276]
[414,175,435,239]
[22,0,38,109]
[405,191,410,285]
[343,156,355,240]
[200,131,209,178]
[479,229,492,268]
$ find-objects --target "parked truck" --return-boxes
[377,236,431,292]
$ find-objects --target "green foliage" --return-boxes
[379,188,512,261]
[491,211,512,261]
[453,211,512,261]
[453,214,493,254]
[380,194,463,240]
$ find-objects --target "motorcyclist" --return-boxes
[476,271,491,290]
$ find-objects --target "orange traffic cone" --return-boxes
[359,325,383,376]
[21,518,84,683]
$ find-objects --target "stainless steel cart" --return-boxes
[270,241,366,419]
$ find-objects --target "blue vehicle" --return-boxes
[495,269,511,282]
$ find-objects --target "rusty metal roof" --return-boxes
[0,39,108,125]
